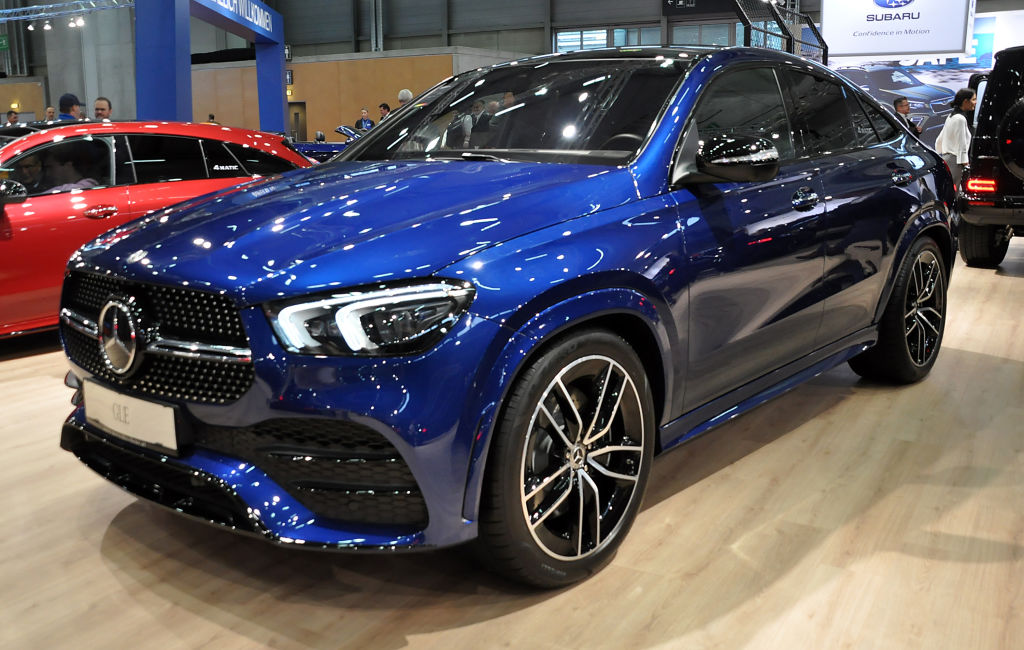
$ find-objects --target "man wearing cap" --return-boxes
[58,93,81,120]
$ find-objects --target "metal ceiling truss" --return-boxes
[0,0,133,23]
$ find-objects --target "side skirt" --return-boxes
[658,327,877,452]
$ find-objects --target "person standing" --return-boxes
[397,89,413,106]
[5,110,17,125]
[45,106,56,121]
[892,97,922,135]
[378,102,391,120]
[934,88,977,191]
[58,94,81,120]
[94,97,112,120]
[355,108,374,130]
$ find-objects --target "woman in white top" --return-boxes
[934,88,977,190]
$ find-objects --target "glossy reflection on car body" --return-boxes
[58,47,957,587]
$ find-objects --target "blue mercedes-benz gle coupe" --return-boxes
[52,47,956,587]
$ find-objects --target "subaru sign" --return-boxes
[823,0,975,58]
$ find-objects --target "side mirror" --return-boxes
[315,130,326,142]
[695,134,780,183]
[0,177,28,204]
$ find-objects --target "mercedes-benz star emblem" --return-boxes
[98,299,140,375]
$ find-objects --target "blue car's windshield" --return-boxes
[340,54,694,165]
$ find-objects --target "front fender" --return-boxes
[458,287,675,522]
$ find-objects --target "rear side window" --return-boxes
[201,139,246,178]
[860,98,898,142]
[224,143,296,176]
[845,94,880,146]
[127,135,207,183]
[782,70,860,156]
[692,66,795,161]
[977,57,1023,138]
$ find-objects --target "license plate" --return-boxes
[84,380,179,453]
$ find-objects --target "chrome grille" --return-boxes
[61,271,253,403]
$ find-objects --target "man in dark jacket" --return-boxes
[893,97,923,135]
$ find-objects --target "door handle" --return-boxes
[791,186,820,211]
[83,205,117,219]
[891,168,913,186]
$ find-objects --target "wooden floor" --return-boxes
[2,240,1022,650]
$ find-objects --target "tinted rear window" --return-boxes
[128,135,206,183]
[225,143,297,175]
[976,53,1024,138]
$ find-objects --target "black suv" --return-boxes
[961,46,1024,267]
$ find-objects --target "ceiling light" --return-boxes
[69,18,77,27]
[26,22,35,31]
[43,21,52,31]
[76,16,85,27]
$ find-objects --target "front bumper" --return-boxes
[60,304,508,550]
[60,415,428,550]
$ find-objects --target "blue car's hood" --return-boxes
[74,160,638,305]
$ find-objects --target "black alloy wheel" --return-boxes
[849,237,947,383]
[476,330,655,588]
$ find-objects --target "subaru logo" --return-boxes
[873,0,914,7]
[98,299,140,375]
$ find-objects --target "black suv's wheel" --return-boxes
[849,237,947,383]
[477,330,654,588]
[958,221,1011,268]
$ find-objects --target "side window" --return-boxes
[113,135,135,185]
[127,135,208,183]
[860,97,899,142]
[782,70,860,156]
[224,143,297,176]
[692,66,795,161]
[846,93,880,146]
[10,137,113,196]
[201,139,245,178]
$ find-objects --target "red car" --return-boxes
[0,121,312,337]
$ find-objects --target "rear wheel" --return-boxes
[849,237,947,383]
[476,330,654,588]
[959,221,1011,268]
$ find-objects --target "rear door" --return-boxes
[122,134,254,220]
[779,70,925,346]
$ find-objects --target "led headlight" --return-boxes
[267,280,475,356]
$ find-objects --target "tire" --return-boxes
[849,237,947,383]
[476,330,655,588]
[958,221,1011,268]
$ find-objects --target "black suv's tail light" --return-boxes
[966,178,997,193]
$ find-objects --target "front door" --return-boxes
[672,66,826,410]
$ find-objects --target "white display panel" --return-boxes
[822,0,976,58]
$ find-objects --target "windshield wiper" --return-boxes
[428,152,507,162]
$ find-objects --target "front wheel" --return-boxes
[476,330,655,588]
[849,237,947,383]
